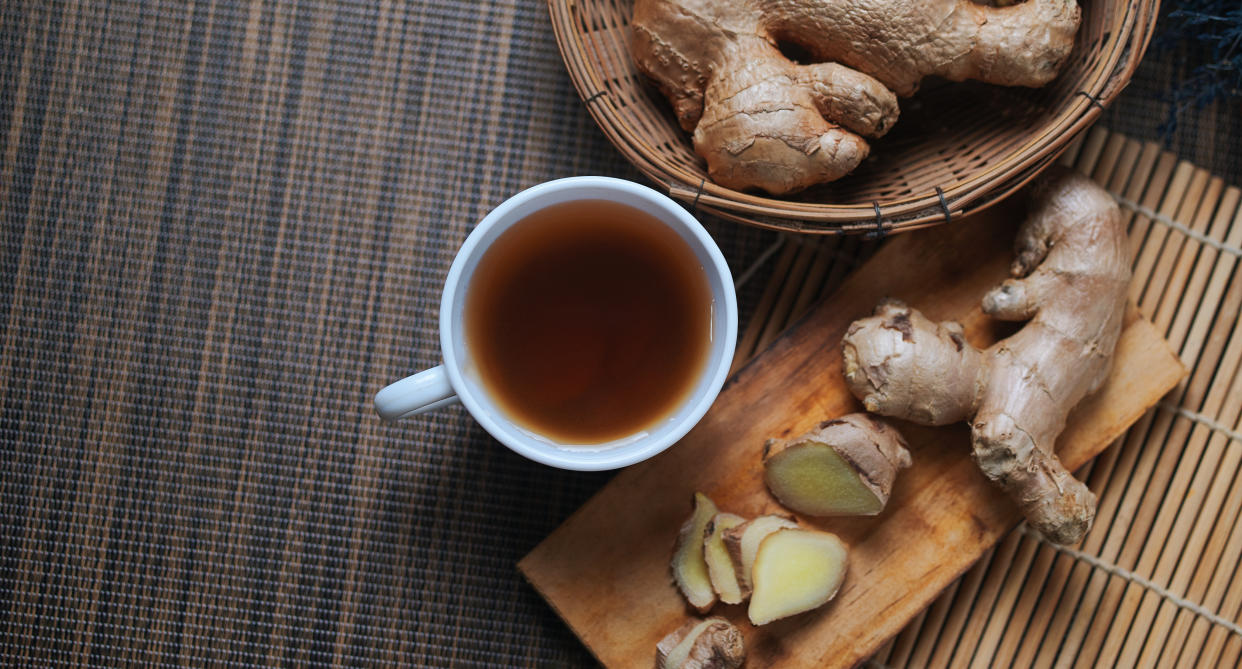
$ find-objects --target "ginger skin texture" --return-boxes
[655,617,745,669]
[631,0,1081,194]
[841,167,1130,545]
[764,414,912,516]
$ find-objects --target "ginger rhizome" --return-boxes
[722,515,797,600]
[841,167,1131,544]
[631,0,1081,194]
[656,617,746,669]
[668,496,849,624]
[747,528,849,626]
[763,414,912,516]
[671,492,721,612]
[702,513,747,605]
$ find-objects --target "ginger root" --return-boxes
[841,167,1130,544]
[703,513,747,604]
[631,0,1081,194]
[670,499,851,624]
[671,492,721,612]
[722,515,798,600]
[748,528,849,625]
[763,414,912,516]
[656,617,746,669]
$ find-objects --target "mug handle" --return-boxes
[374,365,460,421]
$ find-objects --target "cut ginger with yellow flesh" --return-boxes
[722,515,797,599]
[668,497,851,625]
[763,414,911,516]
[748,528,849,626]
[671,492,720,612]
[702,513,746,605]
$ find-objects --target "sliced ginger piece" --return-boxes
[655,616,745,669]
[748,528,849,626]
[671,492,719,612]
[763,414,911,516]
[721,515,797,599]
[702,513,746,604]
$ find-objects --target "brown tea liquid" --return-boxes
[465,199,713,445]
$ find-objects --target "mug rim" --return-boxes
[438,176,738,471]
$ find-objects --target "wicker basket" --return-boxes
[549,0,1159,235]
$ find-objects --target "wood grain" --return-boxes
[519,199,1185,669]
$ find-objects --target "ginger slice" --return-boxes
[721,515,797,599]
[763,414,912,516]
[748,528,849,626]
[655,616,745,669]
[671,492,719,612]
[702,513,746,604]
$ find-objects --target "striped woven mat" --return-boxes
[0,3,774,665]
[2,0,1240,666]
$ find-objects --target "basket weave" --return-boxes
[549,0,1159,234]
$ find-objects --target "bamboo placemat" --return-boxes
[733,125,1242,667]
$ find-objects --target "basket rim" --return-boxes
[548,0,1160,233]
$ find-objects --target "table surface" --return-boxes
[1,1,1238,666]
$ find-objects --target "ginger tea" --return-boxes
[464,199,713,445]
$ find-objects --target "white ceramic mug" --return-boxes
[373,176,738,471]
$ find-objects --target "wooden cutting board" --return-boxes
[518,198,1186,669]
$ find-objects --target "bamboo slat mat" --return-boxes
[733,125,1242,667]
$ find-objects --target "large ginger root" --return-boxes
[748,528,849,625]
[764,414,912,516]
[841,167,1130,544]
[671,492,721,612]
[656,617,746,669]
[631,0,1081,194]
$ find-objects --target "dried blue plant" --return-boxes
[1156,1,1242,138]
